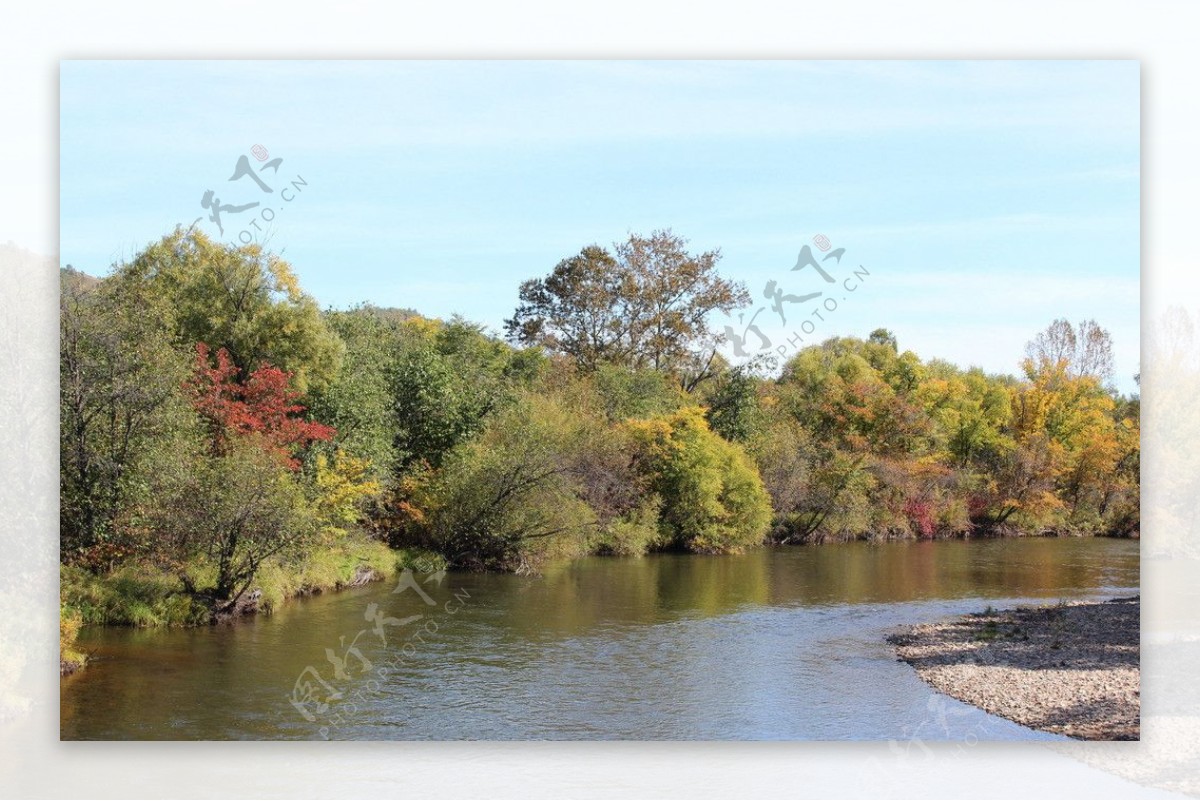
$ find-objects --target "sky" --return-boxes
[59,60,1140,392]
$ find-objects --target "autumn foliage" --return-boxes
[187,342,334,469]
[60,230,1139,620]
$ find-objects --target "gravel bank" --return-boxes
[889,596,1139,740]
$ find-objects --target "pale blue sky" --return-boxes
[60,60,1140,391]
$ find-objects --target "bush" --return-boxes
[625,407,771,554]
[150,441,320,608]
[590,496,667,557]
[593,363,684,421]
[414,392,636,572]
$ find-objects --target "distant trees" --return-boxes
[505,230,749,377]
[748,327,1138,542]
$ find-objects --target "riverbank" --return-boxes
[59,607,86,676]
[61,539,443,652]
[888,596,1139,740]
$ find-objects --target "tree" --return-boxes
[186,344,334,469]
[154,441,318,613]
[1025,318,1114,384]
[308,307,409,479]
[413,393,626,572]
[505,246,624,372]
[391,343,498,470]
[703,367,763,443]
[311,451,383,543]
[60,271,195,566]
[115,228,343,393]
[506,230,749,375]
[868,327,898,351]
[391,315,543,470]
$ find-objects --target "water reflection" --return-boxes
[62,537,1138,741]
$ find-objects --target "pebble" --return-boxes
[887,596,1140,740]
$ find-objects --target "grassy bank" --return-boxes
[59,606,86,676]
[61,537,443,631]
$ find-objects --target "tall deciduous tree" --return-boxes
[1024,318,1115,384]
[60,271,194,565]
[506,230,749,376]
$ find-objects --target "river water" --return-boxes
[60,537,1139,741]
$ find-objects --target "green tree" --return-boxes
[153,440,318,614]
[115,228,342,393]
[414,393,624,572]
[309,307,408,478]
[702,367,763,443]
[868,327,898,351]
[506,230,749,376]
[60,270,196,566]
[392,316,545,470]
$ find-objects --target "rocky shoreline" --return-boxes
[889,596,1140,740]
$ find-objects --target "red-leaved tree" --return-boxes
[187,343,334,469]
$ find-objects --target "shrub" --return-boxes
[624,407,771,554]
[417,393,604,568]
[591,496,667,557]
[150,441,320,609]
[414,392,637,572]
[593,363,684,421]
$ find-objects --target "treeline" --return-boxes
[60,228,1139,627]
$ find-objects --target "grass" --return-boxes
[61,563,209,627]
[251,537,423,611]
[61,538,444,630]
[59,605,87,674]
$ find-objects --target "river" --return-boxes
[60,537,1139,741]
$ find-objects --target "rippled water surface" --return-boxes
[61,537,1139,740]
